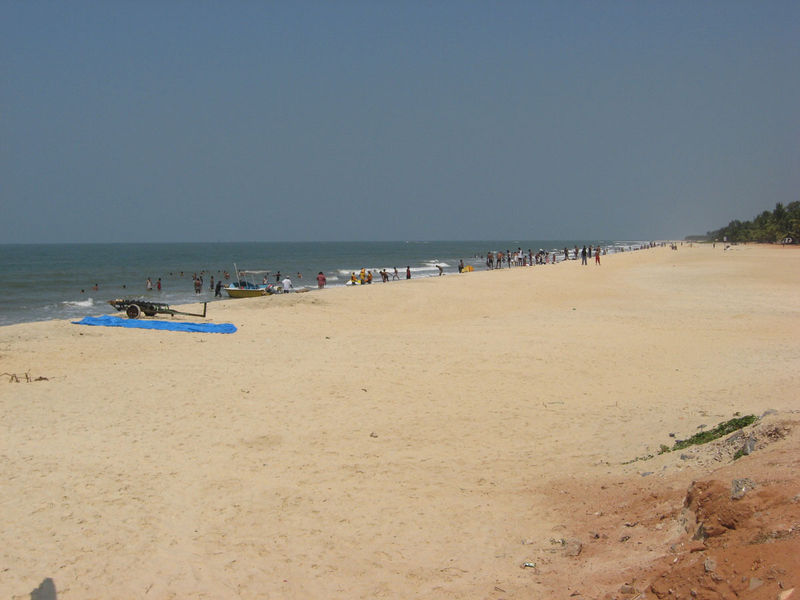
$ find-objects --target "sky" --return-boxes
[2,1,798,243]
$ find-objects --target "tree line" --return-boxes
[706,201,799,244]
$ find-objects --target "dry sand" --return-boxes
[1,243,799,599]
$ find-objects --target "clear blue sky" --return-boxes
[2,1,798,243]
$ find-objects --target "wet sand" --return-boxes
[2,243,799,599]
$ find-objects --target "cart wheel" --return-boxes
[126,304,141,319]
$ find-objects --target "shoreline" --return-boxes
[2,243,799,598]
[0,239,656,328]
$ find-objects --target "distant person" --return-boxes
[367,270,373,284]
[458,259,464,273]
[392,267,399,281]
[157,278,162,291]
[350,272,357,285]
[282,276,293,293]
[209,276,214,291]
[145,278,152,291]
[406,266,411,279]
[317,271,326,288]
[215,280,223,297]
[194,277,202,294]
[581,246,588,265]
[595,248,601,265]
[437,265,443,276]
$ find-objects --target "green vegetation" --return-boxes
[621,453,653,465]
[671,415,758,451]
[622,415,758,464]
[706,201,800,244]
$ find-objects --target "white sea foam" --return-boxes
[62,298,95,308]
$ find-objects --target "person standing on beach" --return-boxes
[392,267,399,281]
[581,246,588,265]
[157,278,162,291]
[458,259,464,273]
[406,266,411,279]
[215,280,223,296]
[317,272,326,288]
[282,276,293,293]
[595,248,601,265]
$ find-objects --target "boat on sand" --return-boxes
[224,267,277,298]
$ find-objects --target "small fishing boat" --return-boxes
[225,283,267,298]
[224,266,277,298]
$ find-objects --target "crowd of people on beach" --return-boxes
[96,243,665,298]
[484,245,610,268]
[347,266,409,285]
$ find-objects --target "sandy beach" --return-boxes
[2,243,799,599]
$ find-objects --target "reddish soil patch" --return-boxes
[529,415,800,599]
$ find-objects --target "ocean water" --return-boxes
[0,240,643,326]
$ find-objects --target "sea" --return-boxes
[0,240,646,327]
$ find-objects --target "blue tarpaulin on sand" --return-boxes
[72,315,237,334]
